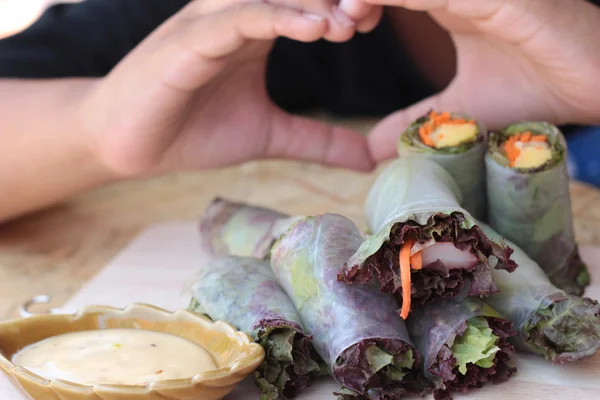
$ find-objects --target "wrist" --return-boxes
[68,79,125,185]
[78,78,156,181]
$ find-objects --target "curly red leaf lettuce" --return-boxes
[407,298,516,400]
[270,214,427,399]
[186,257,325,399]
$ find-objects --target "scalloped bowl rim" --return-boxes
[0,303,264,393]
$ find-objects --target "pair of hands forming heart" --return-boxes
[81,0,600,177]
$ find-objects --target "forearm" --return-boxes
[0,79,118,222]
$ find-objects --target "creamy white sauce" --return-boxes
[11,329,217,386]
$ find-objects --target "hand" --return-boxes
[80,0,376,177]
[364,0,600,161]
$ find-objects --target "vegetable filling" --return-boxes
[429,317,516,400]
[342,213,516,319]
[418,111,478,149]
[502,132,551,169]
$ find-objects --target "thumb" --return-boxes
[368,90,462,161]
[265,108,375,172]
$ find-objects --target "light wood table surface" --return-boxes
[1,119,599,320]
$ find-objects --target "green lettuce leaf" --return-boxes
[452,317,500,374]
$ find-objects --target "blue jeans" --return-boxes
[566,126,600,187]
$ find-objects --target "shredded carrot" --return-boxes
[399,239,417,319]
[503,135,520,167]
[419,125,435,146]
[410,251,422,270]
[438,112,452,123]
[531,135,547,142]
[503,132,548,167]
[155,370,163,375]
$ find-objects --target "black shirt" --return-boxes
[0,0,435,117]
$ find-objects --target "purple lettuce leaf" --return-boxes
[429,318,516,400]
[339,213,516,310]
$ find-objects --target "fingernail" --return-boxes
[332,6,355,27]
[338,0,358,15]
[303,12,326,22]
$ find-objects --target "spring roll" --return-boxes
[199,198,294,258]
[477,222,600,363]
[270,214,425,399]
[407,298,516,400]
[186,257,325,400]
[338,157,516,320]
[397,111,488,220]
[486,122,589,295]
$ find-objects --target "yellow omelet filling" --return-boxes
[512,142,552,169]
[503,132,551,169]
[418,111,478,149]
[430,123,479,149]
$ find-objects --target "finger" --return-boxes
[362,0,503,19]
[325,6,357,42]
[339,0,376,20]
[184,0,259,15]
[368,90,461,161]
[164,3,328,90]
[357,5,383,33]
[271,0,358,42]
[266,109,375,171]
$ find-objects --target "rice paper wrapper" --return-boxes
[340,157,515,307]
[407,298,502,379]
[186,256,323,399]
[198,198,298,259]
[350,157,471,268]
[186,256,305,336]
[486,122,589,295]
[270,214,421,397]
[397,113,488,220]
[480,222,600,363]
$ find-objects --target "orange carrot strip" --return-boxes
[410,251,422,270]
[521,132,532,142]
[419,125,435,147]
[531,135,547,142]
[448,118,468,125]
[399,239,415,319]
[504,135,521,167]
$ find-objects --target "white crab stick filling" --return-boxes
[420,242,478,270]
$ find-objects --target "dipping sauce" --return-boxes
[11,329,217,385]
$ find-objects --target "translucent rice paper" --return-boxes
[347,157,474,270]
[485,122,588,295]
[186,256,304,337]
[269,214,416,384]
[479,223,558,347]
[407,297,502,381]
[480,222,600,362]
[397,113,488,220]
[198,198,297,259]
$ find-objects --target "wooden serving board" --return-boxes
[2,222,600,399]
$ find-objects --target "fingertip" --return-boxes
[367,117,402,162]
[338,0,374,21]
[357,6,383,33]
[324,6,356,43]
[267,112,374,172]
[283,9,328,42]
[327,127,376,172]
